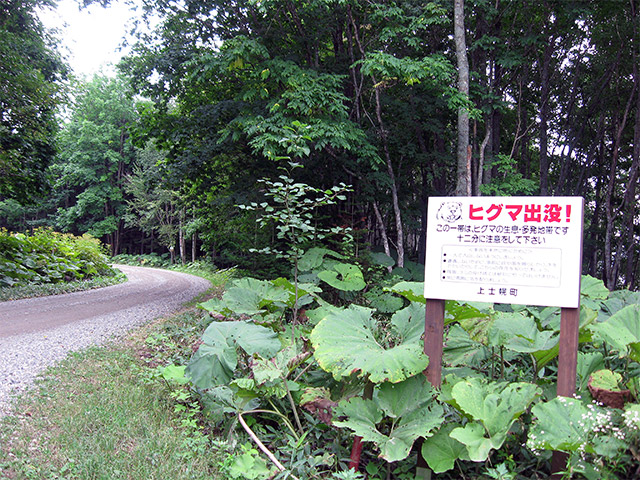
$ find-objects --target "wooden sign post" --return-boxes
[422,196,584,476]
[424,299,445,388]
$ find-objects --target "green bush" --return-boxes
[0,228,116,287]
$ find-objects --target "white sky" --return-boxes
[38,0,140,77]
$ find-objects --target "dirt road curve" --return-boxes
[0,265,210,416]
[0,265,210,338]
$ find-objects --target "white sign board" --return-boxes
[424,196,584,308]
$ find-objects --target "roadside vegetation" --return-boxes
[0,229,123,301]
[154,251,640,480]
[0,272,126,302]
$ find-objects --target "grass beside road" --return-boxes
[0,266,232,479]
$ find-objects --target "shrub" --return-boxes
[0,228,116,287]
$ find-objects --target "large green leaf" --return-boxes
[228,277,291,311]
[589,369,623,391]
[199,277,290,316]
[251,342,308,388]
[488,312,558,353]
[333,396,384,441]
[391,302,425,344]
[317,263,366,291]
[532,307,597,371]
[449,423,495,462]
[369,251,395,267]
[590,304,640,361]
[310,305,428,383]
[581,275,609,310]
[577,352,605,392]
[200,385,257,422]
[421,424,468,473]
[581,275,609,300]
[443,324,489,367]
[601,290,640,322]
[298,247,344,272]
[304,300,344,325]
[375,375,435,418]
[186,335,237,388]
[386,281,426,304]
[186,321,281,389]
[365,289,405,313]
[334,376,444,462]
[449,378,540,461]
[228,449,275,479]
[271,277,321,308]
[527,397,596,453]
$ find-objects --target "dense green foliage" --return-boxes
[109,0,640,288]
[168,249,640,479]
[46,75,139,254]
[0,0,67,202]
[0,228,116,288]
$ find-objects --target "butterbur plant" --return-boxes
[176,253,640,478]
[332,376,445,463]
[527,396,640,478]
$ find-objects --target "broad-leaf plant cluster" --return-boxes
[157,236,640,479]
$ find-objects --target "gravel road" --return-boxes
[0,265,210,417]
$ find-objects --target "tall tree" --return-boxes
[124,141,184,263]
[454,0,471,196]
[120,0,460,268]
[0,0,67,202]
[50,75,137,254]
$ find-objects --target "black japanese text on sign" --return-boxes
[424,197,584,308]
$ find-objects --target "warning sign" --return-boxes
[424,197,584,308]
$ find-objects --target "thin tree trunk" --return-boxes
[373,84,405,268]
[347,5,405,267]
[373,201,393,273]
[475,122,492,196]
[179,209,186,265]
[622,14,640,287]
[454,0,470,196]
[604,83,636,289]
[539,35,554,195]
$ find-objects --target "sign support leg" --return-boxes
[424,298,445,388]
[416,298,446,479]
[551,307,580,478]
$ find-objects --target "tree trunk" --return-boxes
[374,84,405,268]
[604,84,636,289]
[475,122,492,196]
[454,0,471,196]
[539,34,554,195]
[179,210,186,265]
[347,5,405,267]
[372,201,393,273]
[622,22,640,288]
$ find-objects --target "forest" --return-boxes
[0,0,639,291]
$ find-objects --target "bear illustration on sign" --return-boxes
[436,201,463,223]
